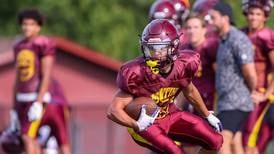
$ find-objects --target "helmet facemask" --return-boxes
[141,38,179,74]
[140,19,180,74]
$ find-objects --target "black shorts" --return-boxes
[265,104,274,127]
[217,110,249,133]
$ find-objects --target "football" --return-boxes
[125,97,158,120]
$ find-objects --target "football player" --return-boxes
[192,0,220,38]
[12,9,71,154]
[149,0,190,61]
[181,13,219,113]
[107,19,223,154]
[241,0,274,153]
[149,0,180,29]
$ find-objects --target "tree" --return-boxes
[0,0,273,61]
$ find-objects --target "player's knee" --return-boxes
[210,133,223,151]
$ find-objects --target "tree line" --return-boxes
[0,0,273,61]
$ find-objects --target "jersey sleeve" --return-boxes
[179,51,200,86]
[206,39,218,63]
[36,36,56,57]
[185,52,200,80]
[264,29,274,53]
[116,64,140,95]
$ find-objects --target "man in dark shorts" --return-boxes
[209,1,257,154]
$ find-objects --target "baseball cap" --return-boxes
[212,1,235,25]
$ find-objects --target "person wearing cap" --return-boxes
[209,1,257,154]
[240,0,274,154]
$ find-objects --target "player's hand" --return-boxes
[251,91,266,105]
[136,105,160,132]
[28,101,43,122]
[206,112,223,132]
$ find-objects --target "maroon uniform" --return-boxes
[242,27,274,153]
[117,50,223,153]
[206,24,219,39]
[181,38,218,111]
[178,28,188,49]
[13,36,69,145]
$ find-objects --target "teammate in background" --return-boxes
[12,9,71,154]
[107,19,223,154]
[169,0,190,28]
[192,0,220,38]
[149,0,190,49]
[209,1,257,154]
[149,0,180,29]
[150,0,190,30]
[181,13,219,113]
[241,0,274,153]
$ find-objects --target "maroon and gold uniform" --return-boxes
[117,50,223,153]
[181,38,218,111]
[242,27,274,153]
[178,28,188,49]
[13,36,69,146]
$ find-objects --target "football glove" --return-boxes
[206,112,223,132]
[136,105,160,132]
[28,101,43,122]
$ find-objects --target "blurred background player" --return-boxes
[149,0,190,30]
[107,19,223,154]
[240,0,274,154]
[192,0,219,21]
[181,13,219,113]
[169,0,190,28]
[209,1,257,154]
[192,0,220,38]
[149,0,179,29]
[12,9,71,154]
[149,0,190,49]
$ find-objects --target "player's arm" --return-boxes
[242,63,257,92]
[182,82,223,131]
[37,55,54,103]
[10,59,19,131]
[13,71,19,108]
[27,55,54,121]
[182,82,209,117]
[107,89,138,130]
[253,51,274,103]
[265,51,274,98]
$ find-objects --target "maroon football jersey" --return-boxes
[13,36,66,104]
[117,50,200,118]
[242,27,274,88]
[206,24,219,39]
[181,38,218,106]
[178,28,188,49]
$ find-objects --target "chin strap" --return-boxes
[146,60,159,75]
